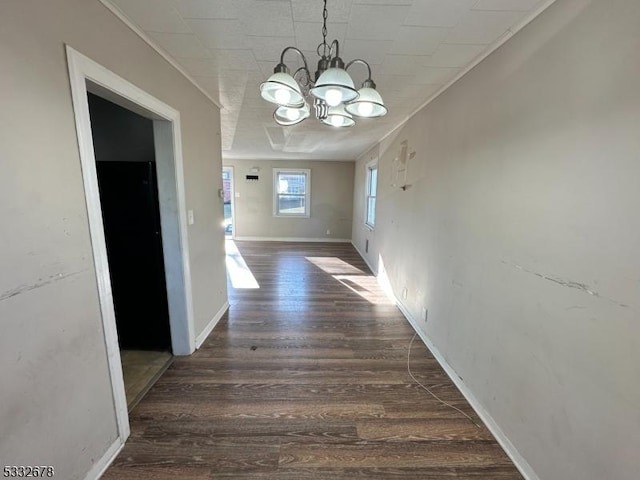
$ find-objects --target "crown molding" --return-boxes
[363,0,559,159]
[98,0,223,109]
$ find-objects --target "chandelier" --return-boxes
[259,0,388,128]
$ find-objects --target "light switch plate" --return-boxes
[187,209,195,225]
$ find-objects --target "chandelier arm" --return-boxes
[345,59,372,81]
[317,42,329,59]
[279,46,310,74]
[293,66,312,88]
[328,39,340,60]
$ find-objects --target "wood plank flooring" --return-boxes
[103,241,523,479]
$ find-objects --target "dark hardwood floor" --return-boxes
[103,241,522,479]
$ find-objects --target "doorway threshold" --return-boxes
[120,350,173,412]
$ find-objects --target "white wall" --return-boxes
[352,0,640,479]
[225,159,354,241]
[0,1,227,478]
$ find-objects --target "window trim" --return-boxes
[273,168,311,218]
[365,160,378,230]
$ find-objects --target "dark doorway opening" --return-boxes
[88,93,173,409]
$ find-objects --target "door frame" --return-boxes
[222,166,236,239]
[66,46,196,442]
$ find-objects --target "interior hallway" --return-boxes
[103,241,522,479]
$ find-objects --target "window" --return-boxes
[365,162,377,229]
[273,168,311,217]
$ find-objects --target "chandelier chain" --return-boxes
[321,0,328,57]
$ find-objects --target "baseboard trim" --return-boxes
[195,301,229,349]
[393,299,540,480]
[233,236,351,243]
[84,436,124,480]
[351,241,377,275]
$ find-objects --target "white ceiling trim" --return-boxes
[98,0,223,109]
[367,0,558,159]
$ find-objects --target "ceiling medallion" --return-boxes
[259,0,388,128]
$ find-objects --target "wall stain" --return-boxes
[502,260,631,310]
[0,269,87,302]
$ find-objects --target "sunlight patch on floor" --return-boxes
[377,255,399,304]
[225,239,260,289]
[305,256,366,275]
[333,274,396,305]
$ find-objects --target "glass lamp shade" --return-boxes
[345,87,388,118]
[310,68,359,106]
[260,72,304,107]
[273,103,310,126]
[321,104,355,128]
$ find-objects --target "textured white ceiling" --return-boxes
[107,0,550,160]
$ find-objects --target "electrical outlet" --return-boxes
[402,288,408,300]
[422,307,428,322]
[326,229,331,235]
